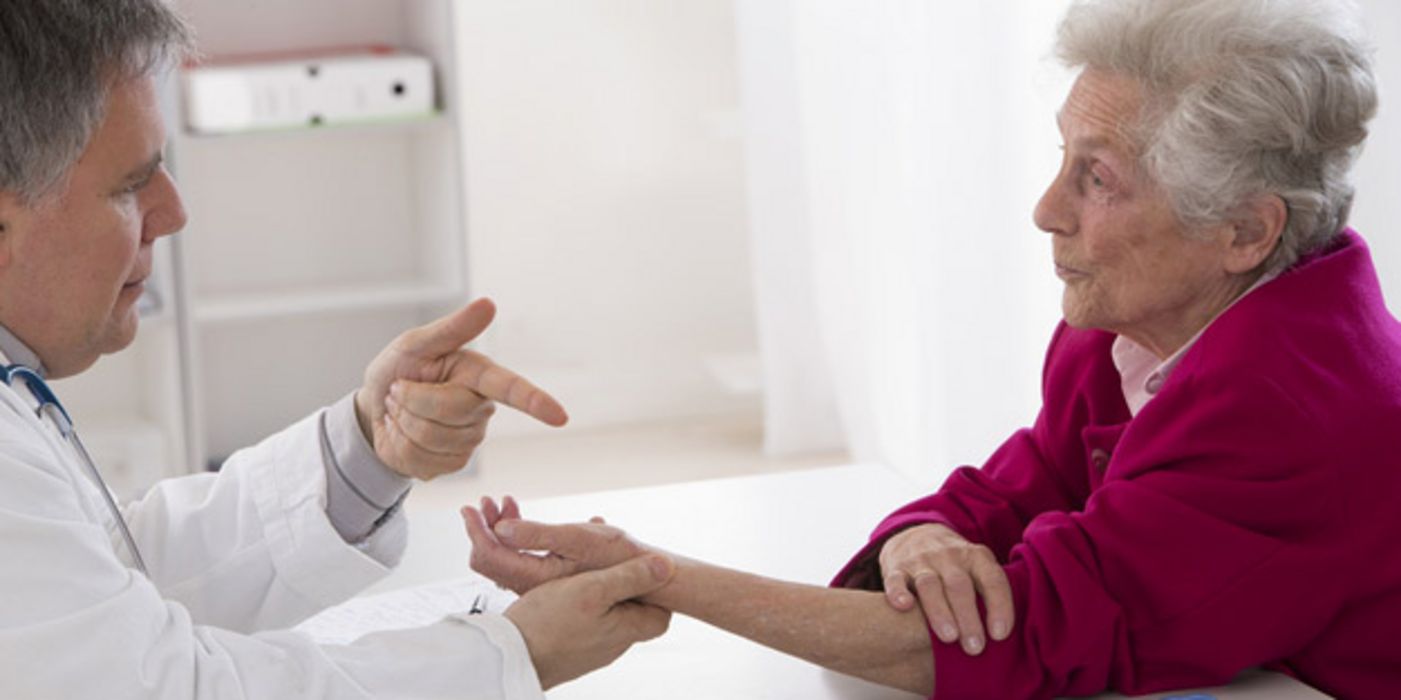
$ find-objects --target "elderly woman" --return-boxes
[466,0,1399,697]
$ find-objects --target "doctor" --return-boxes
[0,1,672,698]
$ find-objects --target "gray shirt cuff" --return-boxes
[321,392,412,543]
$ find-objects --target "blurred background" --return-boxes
[54,0,1401,510]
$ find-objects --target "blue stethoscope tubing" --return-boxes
[1,363,149,575]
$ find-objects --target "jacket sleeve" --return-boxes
[833,323,1095,588]
[120,408,397,632]
[930,371,1347,700]
[0,422,545,700]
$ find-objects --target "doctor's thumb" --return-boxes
[401,297,496,357]
[589,555,676,605]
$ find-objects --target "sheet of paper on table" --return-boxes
[295,575,515,646]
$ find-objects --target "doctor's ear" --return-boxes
[0,189,15,235]
[0,191,16,267]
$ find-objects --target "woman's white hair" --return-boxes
[1056,0,1378,271]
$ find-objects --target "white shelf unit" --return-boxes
[164,0,470,470]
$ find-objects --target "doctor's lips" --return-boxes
[1054,261,1087,279]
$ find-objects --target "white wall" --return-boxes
[1350,0,1401,304]
[452,0,758,437]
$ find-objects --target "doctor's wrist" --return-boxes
[352,389,376,449]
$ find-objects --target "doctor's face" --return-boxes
[0,76,186,378]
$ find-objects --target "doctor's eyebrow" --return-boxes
[116,152,165,190]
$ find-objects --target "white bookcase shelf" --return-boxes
[193,282,464,324]
[179,113,449,143]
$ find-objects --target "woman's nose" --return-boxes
[1033,174,1074,237]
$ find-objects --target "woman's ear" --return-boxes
[1225,194,1288,274]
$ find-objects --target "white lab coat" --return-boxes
[0,377,544,699]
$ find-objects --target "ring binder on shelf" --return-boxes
[182,46,436,135]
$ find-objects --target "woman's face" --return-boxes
[1033,69,1239,356]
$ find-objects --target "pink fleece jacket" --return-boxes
[834,230,1401,699]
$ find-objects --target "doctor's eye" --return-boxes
[116,177,153,197]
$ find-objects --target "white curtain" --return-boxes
[1350,1,1401,303]
[737,0,1401,487]
[736,0,1072,486]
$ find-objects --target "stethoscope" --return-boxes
[1,362,149,575]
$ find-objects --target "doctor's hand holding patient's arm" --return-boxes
[354,297,569,480]
[505,553,675,689]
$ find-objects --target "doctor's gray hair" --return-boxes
[1056,0,1378,271]
[0,0,193,203]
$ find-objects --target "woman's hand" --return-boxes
[879,523,1014,656]
[462,497,650,594]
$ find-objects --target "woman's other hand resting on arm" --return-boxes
[879,523,1015,657]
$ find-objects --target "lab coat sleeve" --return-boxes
[0,426,545,699]
[122,407,406,632]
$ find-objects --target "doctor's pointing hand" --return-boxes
[356,297,569,480]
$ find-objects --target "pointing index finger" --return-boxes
[460,351,569,427]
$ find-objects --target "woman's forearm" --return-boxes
[646,557,934,696]
[464,514,935,693]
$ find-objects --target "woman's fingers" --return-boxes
[940,568,987,655]
[882,570,918,610]
[879,524,1015,655]
[911,571,960,644]
[972,554,1016,641]
[462,506,567,592]
[502,495,522,521]
[482,496,501,526]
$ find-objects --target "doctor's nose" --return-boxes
[143,166,188,242]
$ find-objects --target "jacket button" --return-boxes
[1090,448,1110,472]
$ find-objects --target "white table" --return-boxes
[370,465,1330,699]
